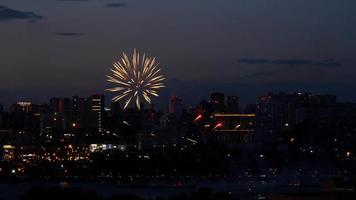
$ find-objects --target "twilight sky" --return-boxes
[0,0,356,110]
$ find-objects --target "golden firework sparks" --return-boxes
[106,49,165,110]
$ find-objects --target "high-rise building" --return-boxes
[0,103,3,127]
[10,101,40,133]
[211,92,224,105]
[210,92,225,112]
[11,101,33,113]
[111,101,121,115]
[72,96,91,129]
[210,113,256,144]
[257,93,293,133]
[108,101,121,129]
[257,92,336,133]
[90,94,105,132]
[38,104,51,136]
[50,98,72,130]
[169,96,183,118]
[244,103,257,114]
[227,96,239,113]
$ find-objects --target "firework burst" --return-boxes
[106,49,165,110]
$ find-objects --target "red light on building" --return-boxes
[193,114,203,123]
[214,122,223,129]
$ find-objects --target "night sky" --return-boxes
[1,0,356,110]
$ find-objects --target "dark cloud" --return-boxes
[314,59,342,67]
[55,32,84,36]
[104,3,127,8]
[0,5,42,21]
[238,58,342,67]
[239,71,274,80]
[238,59,312,66]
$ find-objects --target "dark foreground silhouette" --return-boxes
[17,186,240,200]
[15,185,356,200]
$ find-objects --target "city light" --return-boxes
[186,138,198,144]
[213,122,223,129]
[193,114,203,123]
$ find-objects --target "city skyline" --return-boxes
[0,90,342,112]
[1,80,355,112]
